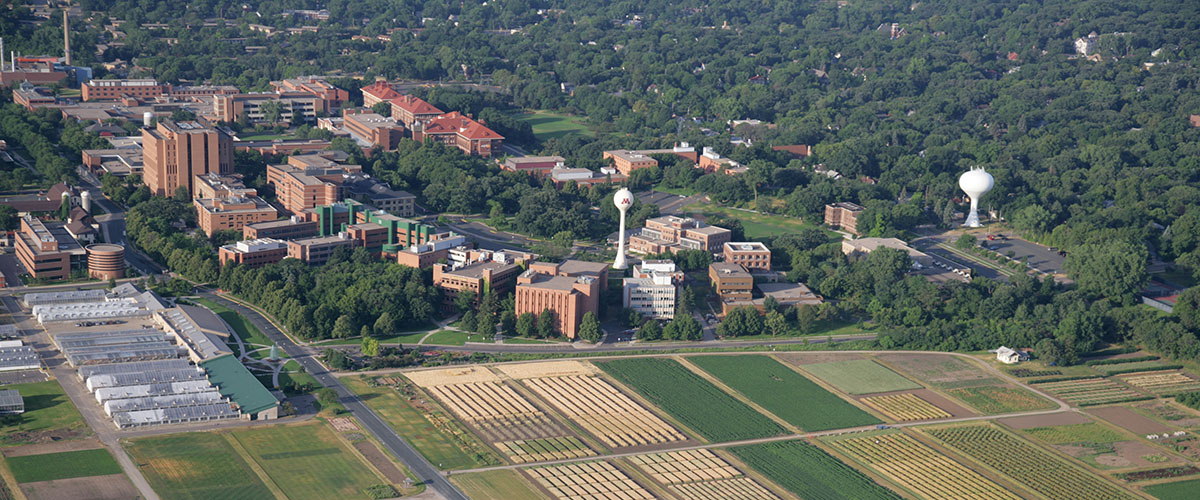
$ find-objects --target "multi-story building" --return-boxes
[395,235,467,269]
[502,156,565,177]
[342,112,405,151]
[825,202,865,234]
[629,216,732,255]
[721,282,823,315]
[142,119,233,197]
[344,222,389,253]
[433,252,526,309]
[242,217,318,241]
[82,79,168,101]
[840,237,934,269]
[266,157,362,215]
[360,81,402,107]
[193,172,255,200]
[389,94,443,129]
[299,200,447,252]
[549,166,627,187]
[696,146,742,174]
[708,262,753,301]
[414,112,503,158]
[623,261,681,320]
[515,261,602,339]
[194,195,277,235]
[270,77,348,111]
[13,85,55,110]
[213,92,335,124]
[13,216,87,280]
[285,234,355,265]
[168,85,240,98]
[602,150,658,176]
[723,242,771,272]
[218,238,288,268]
[343,175,415,217]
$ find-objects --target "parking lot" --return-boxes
[979,235,1066,274]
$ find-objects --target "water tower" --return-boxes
[80,190,91,213]
[958,167,994,228]
[612,188,633,269]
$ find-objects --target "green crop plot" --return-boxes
[801,359,922,395]
[1144,478,1200,500]
[125,432,273,500]
[6,449,122,483]
[927,425,1137,500]
[596,358,785,442]
[688,355,880,431]
[0,380,90,446]
[232,424,386,500]
[946,385,1056,414]
[1024,423,1126,445]
[730,440,900,500]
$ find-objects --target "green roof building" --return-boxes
[199,354,279,419]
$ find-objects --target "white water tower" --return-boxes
[959,167,994,228]
[143,112,153,128]
[80,190,91,213]
[613,188,633,269]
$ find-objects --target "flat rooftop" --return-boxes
[710,262,750,278]
[443,260,519,280]
[556,260,609,277]
[725,241,769,252]
[520,272,590,292]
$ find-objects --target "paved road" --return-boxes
[77,180,165,276]
[200,291,466,500]
[399,333,879,354]
[635,190,706,215]
[447,219,534,252]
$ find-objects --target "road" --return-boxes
[199,291,467,500]
[446,218,535,252]
[77,178,165,276]
[403,333,878,354]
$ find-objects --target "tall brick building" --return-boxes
[142,120,233,198]
[514,261,603,339]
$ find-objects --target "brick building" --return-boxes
[213,92,334,124]
[414,112,503,158]
[602,150,658,176]
[502,156,565,177]
[218,238,288,268]
[270,77,348,111]
[194,196,277,235]
[708,262,753,301]
[360,81,402,107]
[629,216,732,255]
[723,242,771,272]
[825,202,865,234]
[242,217,318,241]
[389,94,443,129]
[142,120,233,198]
[14,216,86,280]
[433,253,525,309]
[342,112,405,151]
[82,79,168,101]
[285,235,355,265]
[266,156,362,215]
[514,260,603,339]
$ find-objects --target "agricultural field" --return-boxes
[425,380,581,445]
[524,461,654,500]
[1033,378,1147,406]
[687,355,880,431]
[230,423,393,500]
[1119,372,1200,396]
[124,432,274,500]
[828,432,1019,500]
[926,424,1138,500]
[596,358,785,442]
[5,449,121,483]
[1022,422,1127,445]
[945,384,1056,414]
[730,440,900,500]
[860,393,952,422]
[496,437,594,463]
[875,353,997,388]
[1094,361,1170,374]
[450,470,549,500]
[1142,477,1200,500]
[521,374,687,448]
[343,376,500,469]
[800,359,923,395]
[0,380,90,446]
[628,449,780,500]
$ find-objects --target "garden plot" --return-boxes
[496,437,594,464]
[1019,422,1175,469]
[944,384,1056,414]
[1089,405,1174,434]
[524,461,654,500]
[521,375,687,448]
[1033,378,1146,406]
[405,366,500,387]
[628,449,780,500]
[1118,372,1200,396]
[495,361,597,379]
[875,353,996,388]
[829,432,1019,500]
[799,359,922,395]
[860,393,952,421]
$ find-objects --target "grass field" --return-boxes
[342,376,497,470]
[946,385,1056,414]
[0,380,90,445]
[192,298,273,357]
[231,423,386,500]
[422,329,493,345]
[7,449,122,483]
[689,355,880,431]
[1144,478,1200,500]
[596,358,786,442]
[801,359,923,395]
[730,441,900,500]
[449,470,548,500]
[684,202,833,240]
[1023,423,1126,445]
[125,433,273,500]
[317,323,436,346]
[516,110,595,140]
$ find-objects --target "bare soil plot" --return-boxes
[404,366,499,386]
[1096,441,1181,469]
[774,352,866,365]
[2,439,104,457]
[524,461,655,500]
[859,392,951,421]
[628,449,780,500]
[1134,401,1200,428]
[351,440,408,483]
[521,375,687,449]
[20,474,139,500]
[495,361,597,379]
[1089,406,1173,435]
[1000,412,1092,430]
[875,353,996,388]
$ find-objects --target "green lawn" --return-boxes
[801,359,923,395]
[192,298,274,357]
[317,322,437,346]
[684,202,834,240]
[125,433,273,500]
[689,355,880,431]
[342,376,498,470]
[0,381,90,446]
[231,423,386,500]
[7,449,122,483]
[450,470,549,500]
[1144,478,1200,500]
[516,110,596,140]
[422,329,493,346]
[237,133,293,141]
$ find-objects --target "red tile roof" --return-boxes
[423,112,503,140]
[360,81,401,101]
[390,94,442,115]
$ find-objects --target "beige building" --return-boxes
[623,260,681,320]
[825,202,865,234]
[723,242,771,272]
[709,262,753,301]
[142,120,233,198]
[630,216,732,255]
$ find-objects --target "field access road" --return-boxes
[198,291,468,500]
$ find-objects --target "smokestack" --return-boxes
[63,11,70,66]
[1,38,5,73]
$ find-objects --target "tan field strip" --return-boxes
[522,375,686,448]
[831,433,1019,500]
[861,393,952,421]
[525,461,655,500]
[629,450,779,500]
[405,366,500,387]
[496,361,598,379]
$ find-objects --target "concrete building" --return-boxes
[13,85,55,110]
[709,262,753,301]
[414,111,503,158]
[219,238,288,268]
[721,282,822,315]
[623,261,680,320]
[212,92,334,123]
[270,77,348,110]
[515,261,602,339]
[389,94,443,129]
[14,216,86,280]
[194,195,277,235]
[81,147,143,177]
[825,202,865,234]
[629,216,732,255]
[193,172,254,200]
[549,166,626,187]
[82,79,168,101]
[723,242,771,272]
[266,157,362,215]
[143,120,233,198]
[342,111,405,151]
[285,234,355,265]
[86,243,125,280]
[343,175,415,217]
[603,149,658,176]
[395,235,468,269]
[433,251,525,309]
[840,237,934,269]
[242,217,318,241]
[502,156,565,177]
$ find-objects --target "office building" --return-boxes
[342,111,405,151]
[629,216,732,255]
[285,235,355,265]
[218,238,288,268]
[623,261,681,320]
[266,156,362,214]
[723,242,771,272]
[194,195,277,235]
[709,262,753,301]
[389,94,443,129]
[514,261,602,339]
[213,92,334,124]
[433,250,526,309]
[502,156,565,177]
[14,216,87,280]
[82,79,168,101]
[270,77,348,110]
[142,120,233,198]
[343,175,415,216]
[825,202,865,234]
[395,235,468,269]
[242,217,318,241]
[413,112,503,158]
[721,282,823,315]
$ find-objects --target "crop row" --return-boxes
[1032,378,1144,405]
[831,433,1018,500]
[860,393,950,422]
[629,450,780,500]
[522,375,686,448]
[526,461,654,500]
[1119,372,1200,395]
[927,425,1137,500]
[596,358,785,442]
[729,441,900,500]
[498,437,595,463]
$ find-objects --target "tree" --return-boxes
[577,312,602,342]
[361,336,380,357]
[1176,287,1200,331]
[0,205,17,231]
[669,314,702,341]
[332,315,354,338]
[1065,241,1148,302]
[461,310,476,333]
[454,290,477,312]
[537,309,556,338]
[374,311,394,336]
[762,295,780,314]
[716,307,764,337]
[260,99,284,126]
[499,310,517,336]
[360,324,372,339]
[476,312,496,336]
[795,305,818,334]
[174,185,190,200]
[1011,205,1053,234]
[323,349,350,370]
[516,312,536,337]
[58,196,70,220]
[954,234,977,250]
[765,310,788,337]
[637,318,662,340]
[371,102,392,116]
